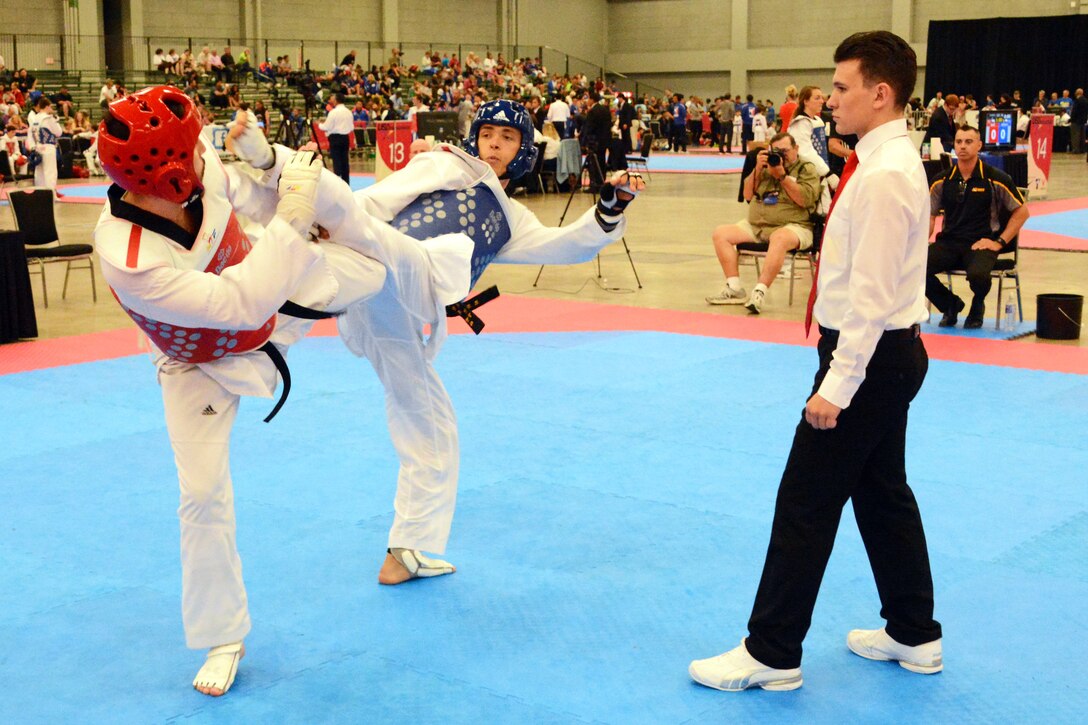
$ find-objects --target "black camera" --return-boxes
[767,150,783,166]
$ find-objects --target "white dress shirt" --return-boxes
[319,103,354,135]
[813,118,929,409]
[546,99,570,124]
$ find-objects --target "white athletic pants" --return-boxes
[33,144,57,190]
[338,229,461,555]
[344,287,459,555]
[161,364,252,650]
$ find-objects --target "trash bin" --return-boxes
[1036,293,1083,340]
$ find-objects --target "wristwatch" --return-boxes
[996,237,1007,246]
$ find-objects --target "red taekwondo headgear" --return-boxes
[98,85,204,205]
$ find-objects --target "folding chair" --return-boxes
[625,133,653,179]
[736,215,825,306]
[8,188,97,308]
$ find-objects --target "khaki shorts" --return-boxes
[736,219,814,251]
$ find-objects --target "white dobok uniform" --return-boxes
[94,144,469,649]
[336,144,626,555]
[27,109,62,190]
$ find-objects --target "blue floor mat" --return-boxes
[1024,208,1088,240]
[645,155,746,173]
[1,332,1085,723]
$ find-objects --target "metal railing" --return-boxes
[0,33,668,99]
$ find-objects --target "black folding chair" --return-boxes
[8,188,97,308]
[626,133,654,179]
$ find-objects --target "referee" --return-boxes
[319,93,353,185]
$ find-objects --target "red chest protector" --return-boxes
[114,211,277,363]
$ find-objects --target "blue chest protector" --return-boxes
[390,183,512,289]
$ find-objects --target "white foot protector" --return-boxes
[389,548,456,579]
[192,641,245,696]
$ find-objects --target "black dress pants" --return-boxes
[328,133,350,185]
[745,327,941,670]
[925,239,999,312]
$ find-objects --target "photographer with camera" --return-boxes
[706,131,821,313]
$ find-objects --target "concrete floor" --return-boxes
[6,151,1087,347]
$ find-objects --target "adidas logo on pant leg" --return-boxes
[202,405,217,415]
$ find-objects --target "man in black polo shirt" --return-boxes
[926,125,1029,328]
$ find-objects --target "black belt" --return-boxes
[258,341,291,423]
[446,285,500,335]
[818,324,921,341]
[257,302,341,423]
[279,300,338,320]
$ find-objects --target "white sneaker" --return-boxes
[689,640,803,692]
[846,627,943,674]
[776,260,795,280]
[744,288,766,314]
[706,286,746,305]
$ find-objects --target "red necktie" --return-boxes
[804,151,860,336]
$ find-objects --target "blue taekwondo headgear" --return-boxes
[464,99,538,180]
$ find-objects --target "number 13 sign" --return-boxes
[375,121,414,180]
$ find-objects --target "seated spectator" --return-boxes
[539,121,561,173]
[152,48,167,72]
[71,110,93,134]
[227,84,242,110]
[2,84,20,111]
[164,48,180,75]
[209,49,225,81]
[196,47,212,75]
[177,49,194,75]
[251,100,271,136]
[221,47,236,83]
[51,86,73,117]
[235,48,253,80]
[706,132,820,313]
[209,82,230,109]
[183,78,205,106]
[257,59,275,83]
[352,101,370,124]
[98,78,117,109]
[3,124,27,177]
[926,125,1030,329]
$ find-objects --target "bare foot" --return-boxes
[378,550,456,585]
[193,641,245,696]
[378,552,414,585]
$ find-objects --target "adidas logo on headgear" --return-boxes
[202,405,217,415]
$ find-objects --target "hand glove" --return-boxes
[226,110,275,169]
[595,172,641,232]
[276,151,322,235]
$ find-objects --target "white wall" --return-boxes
[606,0,1076,97]
[399,0,499,45]
[518,0,608,68]
[609,0,731,52]
[0,0,65,35]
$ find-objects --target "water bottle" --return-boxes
[1003,291,1018,330]
[921,141,930,159]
